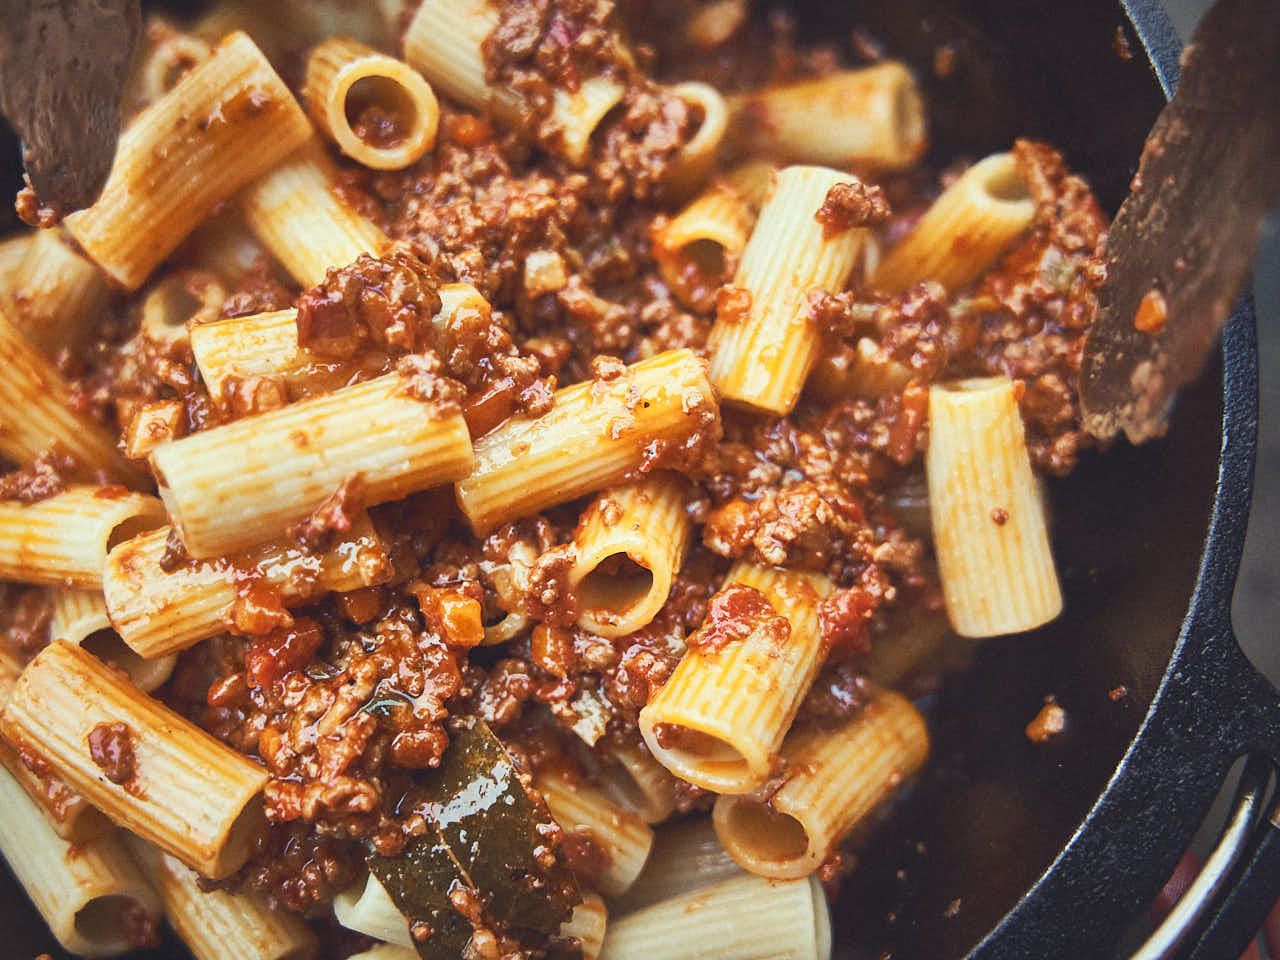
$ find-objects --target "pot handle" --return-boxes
[1131,753,1279,959]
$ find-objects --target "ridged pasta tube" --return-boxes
[707,165,872,414]
[65,32,311,290]
[0,486,166,589]
[598,874,830,960]
[0,641,268,879]
[48,588,176,693]
[639,563,833,794]
[728,63,926,172]
[568,473,692,639]
[873,153,1035,293]
[0,764,161,958]
[151,371,473,558]
[456,349,718,533]
[712,689,928,879]
[304,38,439,170]
[926,377,1063,636]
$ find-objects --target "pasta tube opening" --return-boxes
[569,475,691,638]
[305,39,440,170]
[74,893,149,947]
[716,801,808,863]
[665,82,729,197]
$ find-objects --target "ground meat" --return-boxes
[87,722,136,785]
[0,585,52,657]
[220,260,295,319]
[0,448,77,503]
[557,826,611,884]
[171,602,465,907]
[815,179,891,238]
[797,660,873,730]
[686,582,789,655]
[350,102,408,150]
[296,253,443,359]
[703,480,875,573]
[818,566,893,657]
[288,476,367,550]
[1026,699,1068,742]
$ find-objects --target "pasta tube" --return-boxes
[639,563,833,794]
[712,690,928,880]
[65,32,311,290]
[5,228,109,354]
[49,588,176,693]
[652,179,757,313]
[304,38,439,170]
[130,839,317,960]
[0,486,166,589]
[240,140,392,288]
[403,0,624,164]
[707,165,872,414]
[611,817,745,915]
[562,893,608,960]
[536,768,655,897]
[0,641,268,879]
[872,153,1035,293]
[104,514,392,658]
[0,764,161,958]
[456,349,718,533]
[189,283,488,402]
[0,307,135,480]
[598,874,830,960]
[728,63,926,172]
[926,377,1063,636]
[0,232,32,286]
[151,371,473,558]
[665,82,730,198]
[568,474,692,639]
[596,740,678,824]
[0,648,114,846]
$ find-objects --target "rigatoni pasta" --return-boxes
[536,768,655,896]
[707,165,873,414]
[4,228,109,355]
[189,283,489,401]
[0,307,136,480]
[152,371,473,557]
[304,39,440,170]
[0,487,166,589]
[240,140,392,288]
[403,0,625,164]
[48,588,177,693]
[927,377,1063,636]
[728,63,927,171]
[456,349,718,532]
[639,563,833,794]
[568,473,692,639]
[872,152,1036,293]
[0,641,268,879]
[130,840,317,960]
[103,515,392,658]
[611,816,745,915]
[712,689,929,879]
[0,764,161,958]
[65,32,311,290]
[598,874,830,960]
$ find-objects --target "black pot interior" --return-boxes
[0,1,1230,958]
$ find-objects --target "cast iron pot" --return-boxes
[2,1,1278,958]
